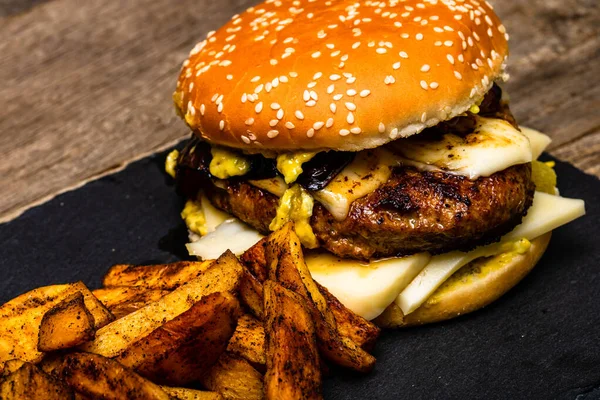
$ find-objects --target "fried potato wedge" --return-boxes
[102,260,214,289]
[315,282,380,350]
[38,292,96,352]
[200,353,264,400]
[81,251,243,358]
[226,314,265,367]
[53,352,170,400]
[161,386,223,400]
[93,287,170,319]
[0,282,113,363]
[0,359,26,378]
[372,302,405,329]
[266,224,376,372]
[238,269,264,319]
[117,292,240,386]
[242,232,379,349]
[264,281,321,400]
[0,362,74,399]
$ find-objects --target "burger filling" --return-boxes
[173,84,536,257]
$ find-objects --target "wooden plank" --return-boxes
[0,0,52,18]
[0,0,255,223]
[0,0,598,223]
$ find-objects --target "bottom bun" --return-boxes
[374,232,552,328]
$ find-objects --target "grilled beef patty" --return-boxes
[206,163,534,259]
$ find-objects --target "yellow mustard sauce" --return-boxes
[269,184,318,249]
[276,152,317,184]
[180,200,207,236]
[209,146,250,179]
[165,149,179,178]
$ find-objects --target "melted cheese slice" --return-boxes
[520,126,552,159]
[396,191,586,315]
[312,149,393,221]
[186,219,264,259]
[306,252,430,320]
[387,117,533,179]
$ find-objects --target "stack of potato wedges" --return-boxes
[0,222,380,399]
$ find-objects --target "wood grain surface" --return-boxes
[0,0,598,223]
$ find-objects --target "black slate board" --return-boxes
[1,149,599,400]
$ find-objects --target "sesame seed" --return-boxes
[269,119,278,127]
[421,112,427,122]
[393,61,401,70]
[471,63,479,70]
[330,74,341,81]
[346,89,357,96]
[352,42,361,49]
[389,127,399,139]
[347,112,355,124]
[277,109,284,119]
[326,118,334,128]
[430,82,439,89]
[399,51,408,58]
[420,80,428,90]
[345,102,357,111]
[435,41,443,47]
[270,103,281,110]
[265,83,272,92]
[421,64,430,72]
[330,103,337,113]
[245,118,254,125]
[360,89,371,97]
[254,84,264,94]
[313,121,325,130]
[307,81,317,88]
[350,127,361,134]
[444,40,453,47]
[333,94,343,101]
[219,120,225,130]
[339,129,350,136]
[326,43,335,49]
[267,130,279,138]
[434,27,444,33]
[285,122,295,129]
[327,84,335,94]
[217,103,223,113]
[241,135,251,144]
[447,54,455,64]
[211,93,219,102]
[331,50,341,57]
[313,72,323,80]
[312,51,321,58]
[454,71,463,80]
[303,90,310,101]
[295,110,305,120]
[200,104,205,115]
[270,59,278,65]
[306,100,317,107]
[310,91,318,100]
[255,102,263,113]
[416,33,424,40]
[226,74,233,80]
[376,48,387,54]
[378,122,385,133]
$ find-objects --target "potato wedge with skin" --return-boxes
[53,352,170,400]
[38,292,96,352]
[102,260,214,289]
[0,282,113,363]
[93,287,171,319]
[0,359,26,378]
[0,362,74,399]
[81,251,243,358]
[93,287,170,309]
[238,269,264,319]
[264,281,322,400]
[242,233,379,349]
[117,292,241,386]
[266,224,376,373]
[200,353,264,400]
[161,386,223,400]
[226,314,266,367]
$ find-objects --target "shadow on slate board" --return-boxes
[0,148,599,400]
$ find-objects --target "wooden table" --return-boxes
[1,0,598,223]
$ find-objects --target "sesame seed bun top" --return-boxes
[174,0,510,152]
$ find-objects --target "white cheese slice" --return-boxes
[200,193,231,233]
[249,176,288,197]
[387,116,532,179]
[306,252,430,320]
[396,191,586,315]
[186,219,264,259]
[520,126,552,159]
[312,149,393,221]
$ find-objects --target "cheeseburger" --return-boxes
[167,0,585,326]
